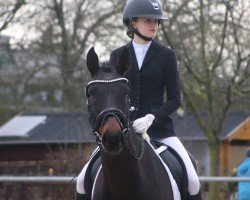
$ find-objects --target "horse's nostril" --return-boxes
[102,132,124,153]
[102,131,122,148]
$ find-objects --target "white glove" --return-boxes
[132,114,155,133]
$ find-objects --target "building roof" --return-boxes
[0,111,249,145]
[227,117,250,141]
[0,113,94,145]
[173,111,250,141]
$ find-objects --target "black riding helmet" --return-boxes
[123,0,166,41]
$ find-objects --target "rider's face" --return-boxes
[132,18,159,39]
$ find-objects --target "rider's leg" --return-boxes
[156,136,202,198]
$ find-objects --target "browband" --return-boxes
[86,78,129,87]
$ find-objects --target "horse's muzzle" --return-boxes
[96,108,128,154]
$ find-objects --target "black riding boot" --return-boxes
[75,191,90,200]
[187,190,203,200]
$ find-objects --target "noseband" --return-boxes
[85,78,131,144]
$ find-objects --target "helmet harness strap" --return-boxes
[130,21,152,41]
[129,19,162,41]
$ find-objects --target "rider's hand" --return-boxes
[132,114,155,133]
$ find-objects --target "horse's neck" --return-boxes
[100,140,172,198]
[100,142,148,192]
[99,130,174,200]
[94,124,174,200]
[100,129,158,182]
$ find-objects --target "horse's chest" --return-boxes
[92,168,174,200]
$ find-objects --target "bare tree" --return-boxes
[0,0,126,118]
[0,0,25,32]
[26,0,125,110]
[160,0,250,199]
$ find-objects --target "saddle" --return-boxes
[83,141,196,200]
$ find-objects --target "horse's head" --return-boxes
[86,47,131,154]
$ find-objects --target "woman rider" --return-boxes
[109,0,202,199]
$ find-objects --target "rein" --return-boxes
[126,129,145,160]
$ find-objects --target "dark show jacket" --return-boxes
[110,40,181,139]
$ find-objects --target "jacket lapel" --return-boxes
[140,40,158,71]
[126,42,140,71]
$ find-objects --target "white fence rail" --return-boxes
[0,176,250,183]
[0,176,76,183]
[199,177,250,182]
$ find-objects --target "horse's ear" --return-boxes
[116,47,130,75]
[87,47,100,77]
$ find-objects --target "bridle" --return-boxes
[85,77,145,159]
[85,77,131,144]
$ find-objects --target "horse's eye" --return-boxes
[89,94,96,99]
[88,87,96,98]
[87,90,95,99]
[126,88,130,95]
[87,92,93,98]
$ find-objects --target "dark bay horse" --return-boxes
[85,47,179,200]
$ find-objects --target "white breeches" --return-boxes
[156,136,200,195]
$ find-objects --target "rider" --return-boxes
[75,0,202,199]
[109,0,202,199]
[237,148,250,200]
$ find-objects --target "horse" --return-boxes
[84,47,184,200]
